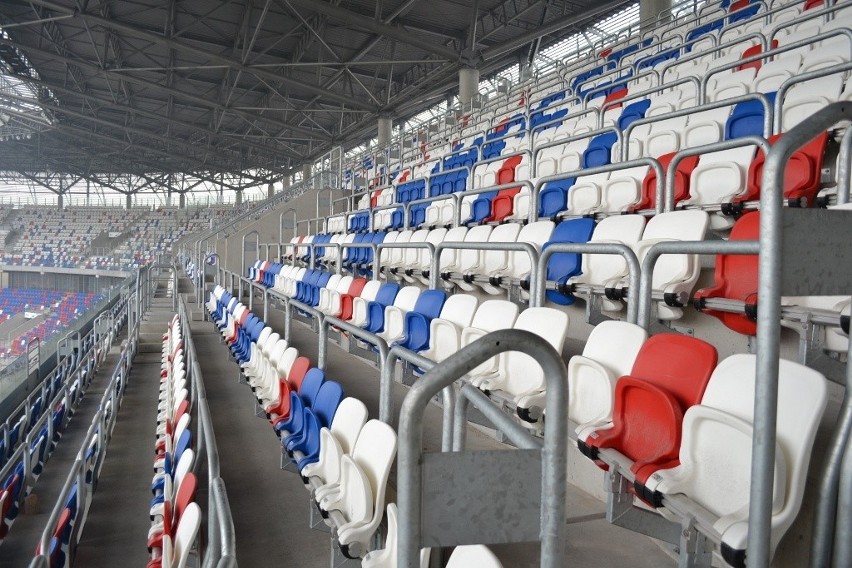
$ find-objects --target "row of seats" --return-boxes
[208,286,397,558]
[266,203,851,350]
[338,0,847,231]
[243,256,832,567]
[264,211,707,322]
[33,337,121,567]
[0,343,91,470]
[207,285,504,565]
[0,204,235,272]
[564,325,827,567]
[147,315,200,568]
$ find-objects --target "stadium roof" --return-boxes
[0,0,634,185]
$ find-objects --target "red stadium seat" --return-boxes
[338,277,368,321]
[630,153,699,212]
[736,132,828,208]
[579,334,717,486]
[738,41,779,72]
[486,155,524,222]
[695,212,760,335]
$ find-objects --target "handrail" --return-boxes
[664,136,771,212]
[428,241,541,292]
[698,29,852,108]
[178,295,238,567]
[532,243,641,322]
[397,329,568,568]
[765,102,852,568]
[528,157,664,220]
[31,291,139,567]
[621,93,774,161]
[636,240,760,330]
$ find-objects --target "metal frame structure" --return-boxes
[0,0,637,201]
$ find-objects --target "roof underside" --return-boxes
[0,0,632,180]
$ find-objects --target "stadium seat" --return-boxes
[577,334,718,487]
[642,355,827,567]
[695,211,760,335]
[301,397,368,483]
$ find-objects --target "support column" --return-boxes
[302,163,312,182]
[283,176,292,190]
[458,67,480,108]
[179,192,186,209]
[235,190,243,206]
[126,193,132,210]
[640,0,672,32]
[267,182,275,200]
[377,116,393,148]
[57,193,64,210]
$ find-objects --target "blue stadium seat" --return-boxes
[363,283,401,334]
[394,289,448,352]
[544,219,596,306]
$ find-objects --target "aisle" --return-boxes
[73,302,176,566]
[0,345,125,568]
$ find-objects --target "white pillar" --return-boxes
[126,193,132,210]
[57,193,64,210]
[377,116,393,148]
[283,176,292,190]
[179,192,186,209]
[267,182,275,200]
[235,190,243,206]
[302,163,312,182]
[458,67,480,108]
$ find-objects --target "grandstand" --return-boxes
[0,0,850,566]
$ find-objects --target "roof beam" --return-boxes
[12,0,377,111]
[0,37,326,143]
[480,0,632,61]
[284,0,461,62]
[6,72,297,162]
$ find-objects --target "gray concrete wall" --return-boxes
[215,187,322,275]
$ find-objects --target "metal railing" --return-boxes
[29,291,139,568]
[177,295,237,568]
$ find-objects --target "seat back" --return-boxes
[641,210,709,290]
[544,218,596,305]
[351,420,398,523]
[288,357,311,392]
[458,225,493,273]
[313,381,345,429]
[172,502,202,568]
[577,215,646,285]
[470,299,519,333]
[439,227,469,270]
[630,334,718,411]
[299,369,326,407]
[347,277,369,297]
[330,398,369,455]
[695,212,759,335]
[411,289,447,320]
[569,321,648,426]
[446,545,503,568]
[277,347,299,378]
[358,280,383,303]
[481,223,522,275]
[438,294,478,329]
[501,307,569,396]
[509,221,555,279]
